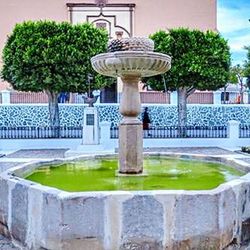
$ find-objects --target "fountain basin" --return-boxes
[0,153,250,250]
[25,156,242,192]
[91,51,171,77]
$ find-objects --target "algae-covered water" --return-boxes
[25,157,243,192]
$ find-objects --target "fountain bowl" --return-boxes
[91,51,171,78]
[0,153,250,250]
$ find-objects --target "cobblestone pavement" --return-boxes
[143,146,240,155]
[4,149,68,158]
[0,147,250,249]
[0,162,23,173]
[238,158,250,163]
[0,235,20,250]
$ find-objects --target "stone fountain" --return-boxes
[91,37,171,174]
[2,37,250,250]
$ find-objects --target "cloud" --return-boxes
[217,4,250,34]
[228,33,250,52]
[217,0,250,65]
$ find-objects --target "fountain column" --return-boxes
[91,38,171,175]
[119,75,143,174]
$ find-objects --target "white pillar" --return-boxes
[243,92,248,104]
[117,77,123,103]
[213,91,221,105]
[227,120,240,140]
[1,90,10,104]
[82,107,100,144]
[100,121,111,149]
[170,91,178,105]
[92,90,101,104]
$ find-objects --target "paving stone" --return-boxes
[121,195,164,249]
[239,158,250,164]
[0,178,9,227]
[4,149,68,159]
[0,235,20,249]
[61,196,105,239]
[0,162,21,172]
[143,146,239,155]
[11,184,28,243]
[41,192,62,249]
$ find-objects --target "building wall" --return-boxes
[0,0,216,87]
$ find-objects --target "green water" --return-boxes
[25,157,243,192]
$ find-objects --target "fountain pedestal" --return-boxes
[119,75,142,173]
[91,45,171,174]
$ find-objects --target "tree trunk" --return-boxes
[240,81,244,104]
[223,86,227,104]
[178,87,187,127]
[46,90,60,137]
[238,74,244,104]
[177,87,188,137]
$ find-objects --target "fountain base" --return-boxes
[116,170,148,177]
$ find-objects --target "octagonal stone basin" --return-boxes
[0,153,250,250]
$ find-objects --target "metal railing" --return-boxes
[0,125,230,139]
[187,92,214,104]
[110,126,228,139]
[10,91,48,103]
[1,91,216,104]
[0,126,82,139]
[239,125,250,138]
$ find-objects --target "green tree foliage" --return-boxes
[229,64,245,104]
[244,46,250,77]
[243,46,250,103]
[148,28,230,126]
[1,21,109,128]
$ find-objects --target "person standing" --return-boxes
[142,107,151,136]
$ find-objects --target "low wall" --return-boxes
[0,104,250,127]
[0,154,250,249]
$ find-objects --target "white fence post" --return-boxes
[1,90,11,104]
[243,92,248,104]
[170,91,178,105]
[100,121,112,149]
[227,120,240,141]
[213,91,221,104]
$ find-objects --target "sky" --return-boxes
[217,0,250,66]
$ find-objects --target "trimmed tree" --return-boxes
[229,64,245,104]
[244,46,250,76]
[244,46,250,103]
[148,28,230,127]
[1,20,109,129]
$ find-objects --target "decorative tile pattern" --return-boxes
[0,104,249,127]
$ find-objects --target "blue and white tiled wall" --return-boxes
[0,104,249,127]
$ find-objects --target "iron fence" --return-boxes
[0,125,230,139]
[239,125,250,138]
[110,126,228,139]
[0,126,82,139]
